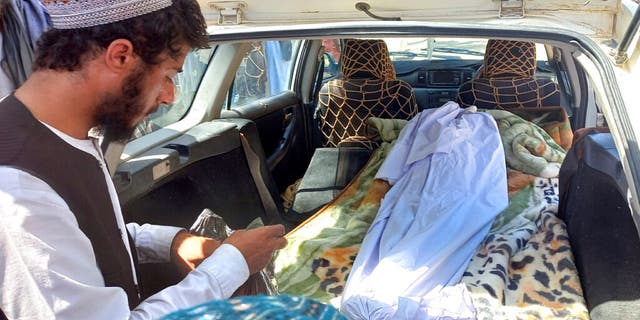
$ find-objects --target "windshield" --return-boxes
[383,37,487,61]
[383,37,549,62]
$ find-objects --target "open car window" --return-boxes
[225,40,301,109]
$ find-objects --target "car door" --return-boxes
[111,37,318,231]
[107,41,315,295]
[219,40,310,190]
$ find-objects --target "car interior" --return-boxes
[110,30,640,319]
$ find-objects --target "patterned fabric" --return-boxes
[509,107,573,151]
[275,118,404,302]
[282,178,302,213]
[461,178,589,320]
[318,39,417,147]
[160,294,348,320]
[340,39,396,80]
[311,246,359,297]
[275,106,588,319]
[484,39,537,78]
[456,40,561,109]
[486,109,566,178]
[41,0,172,29]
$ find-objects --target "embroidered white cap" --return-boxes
[41,0,173,29]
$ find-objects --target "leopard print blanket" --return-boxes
[461,177,589,319]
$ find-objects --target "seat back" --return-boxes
[456,39,561,109]
[317,39,417,147]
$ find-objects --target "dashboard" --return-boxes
[393,60,482,110]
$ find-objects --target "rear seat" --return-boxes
[559,129,640,320]
[120,118,283,230]
[287,39,417,222]
[120,119,284,297]
[288,147,372,222]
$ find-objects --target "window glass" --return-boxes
[382,38,548,63]
[382,38,551,80]
[384,38,487,61]
[132,47,214,139]
[322,39,341,81]
[319,38,549,81]
[227,40,300,108]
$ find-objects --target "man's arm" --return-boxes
[132,243,250,317]
[126,223,185,264]
[126,220,287,278]
[0,168,283,319]
[167,224,288,276]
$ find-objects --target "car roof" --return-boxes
[199,0,619,39]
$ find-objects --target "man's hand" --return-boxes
[223,224,288,274]
[170,230,221,276]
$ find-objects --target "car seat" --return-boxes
[456,39,561,109]
[317,38,417,147]
[287,39,417,223]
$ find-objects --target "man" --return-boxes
[0,0,287,319]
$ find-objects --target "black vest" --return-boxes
[0,94,141,308]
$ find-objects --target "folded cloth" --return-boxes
[508,107,573,151]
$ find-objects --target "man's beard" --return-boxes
[94,63,149,142]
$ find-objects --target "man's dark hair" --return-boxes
[34,0,209,72]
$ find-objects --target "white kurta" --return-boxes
[341,102,509,320]
[0,124,249,319]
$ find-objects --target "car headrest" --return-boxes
[340,39,396,80]
[483,39,536,78]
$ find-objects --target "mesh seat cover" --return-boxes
[456,40,561,109]
[318,39,417,147]
[235,42,266,106]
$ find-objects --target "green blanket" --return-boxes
[485,109,566,178]
[274,118,406,303]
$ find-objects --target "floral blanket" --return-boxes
[274,118,404,303]
[274,107,588,318]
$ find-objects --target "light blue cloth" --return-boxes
[1,1,34,88]
[20,0,51,49]
[0,0,50,96]
[341,102,509,320]
[264,41,291,95]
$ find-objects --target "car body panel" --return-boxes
[200,0,618,37]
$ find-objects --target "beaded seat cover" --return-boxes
[318,39,417,147]
[456,39,561,109]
